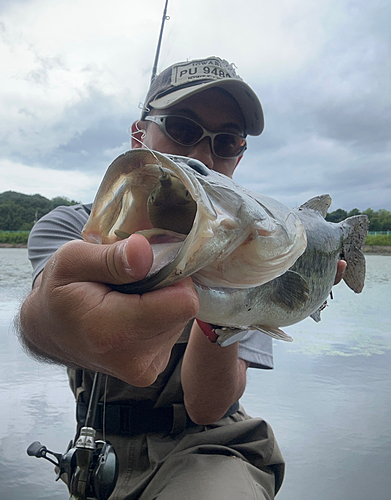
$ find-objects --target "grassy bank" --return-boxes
[365,234,391,246]
[0,231,30,246]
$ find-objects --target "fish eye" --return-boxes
[186,159,209,176]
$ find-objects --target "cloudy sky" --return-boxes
[1,0,390,211]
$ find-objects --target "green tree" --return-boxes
[51,196,80,209]
[325,208,348,223]
[0,191,80,230]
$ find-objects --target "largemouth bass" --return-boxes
[82,149,307,294]
[82,149,368,345]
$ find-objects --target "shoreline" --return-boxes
[0,243,27,248]
[1,243,391,255]
[362,245,391,255]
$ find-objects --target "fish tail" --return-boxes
[340,215,369,293]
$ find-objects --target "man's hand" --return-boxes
[334,259,347,285]
[19,234,199,386]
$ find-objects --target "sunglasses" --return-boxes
[145,115,247,159]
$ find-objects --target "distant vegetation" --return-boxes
[326,207,391,232]
[0,191,80,231]
[0,231,30,245]
[365,234,391,246]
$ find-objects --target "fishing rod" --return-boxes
[26,2,171,499]
[151,0,170,83]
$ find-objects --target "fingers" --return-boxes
[50,234,153,286]
[76,277,198,348]
[30,233,199,386]
[59,277,198,385]
[131,278,199,334]
[334,259,347,285]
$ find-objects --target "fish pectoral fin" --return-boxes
[298,195,332,218]
[252,325,293,342]
[270,270,309,311]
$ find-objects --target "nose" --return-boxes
[187,137,214,170]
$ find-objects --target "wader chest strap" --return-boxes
[77,400,239,436]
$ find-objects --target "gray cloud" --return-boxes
[236,0,391,211]
[0,0,32,15]
[4,87,137,173]
[1,0,389,210]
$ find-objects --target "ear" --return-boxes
[131,120,146,149]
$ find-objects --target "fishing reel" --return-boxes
[27,373,118,500]
[27,428,118,500]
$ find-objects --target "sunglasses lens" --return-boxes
[214,134,247,158]
[163,116,246,158]
[165,116,203,146]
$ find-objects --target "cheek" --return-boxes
[212,160,238,178]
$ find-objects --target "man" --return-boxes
[20,56,345,499]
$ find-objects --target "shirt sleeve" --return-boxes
[28,204,91,283]
[238,330,274,369]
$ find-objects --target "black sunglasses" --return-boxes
[145,115,247,159]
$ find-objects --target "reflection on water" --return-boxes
[278,255,391,358]
[0,249,75,500]
[1,250,390,500]
[243,349,391,500]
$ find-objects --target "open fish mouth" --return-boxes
[82,149,307,294]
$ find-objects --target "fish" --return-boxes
[82,149,307,295]
[82,149,368,345]
[195,195,369,343]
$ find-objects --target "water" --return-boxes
[1,249,390,499]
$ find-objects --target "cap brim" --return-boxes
[149,78,264,136]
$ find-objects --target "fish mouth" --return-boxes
[82,149,240,292]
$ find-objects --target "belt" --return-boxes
[77,400,239,436]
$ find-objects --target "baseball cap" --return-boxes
[141,57,264,136]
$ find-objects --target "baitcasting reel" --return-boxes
[27,373,118,500]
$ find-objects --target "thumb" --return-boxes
[53,234,153,286]
[118,233,154,282]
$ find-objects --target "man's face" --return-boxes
[133,88,245,178]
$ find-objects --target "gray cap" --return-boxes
[141,57,264,136]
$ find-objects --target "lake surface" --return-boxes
[0,248,390,499]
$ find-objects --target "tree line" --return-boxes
[0,191,80,231]
[0,190,390,232]
[325,208,391,231]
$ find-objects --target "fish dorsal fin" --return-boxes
[252,325,293,342]
[270,270,309,311]
[299,195,332,218]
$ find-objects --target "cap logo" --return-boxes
[171,57,237,87]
